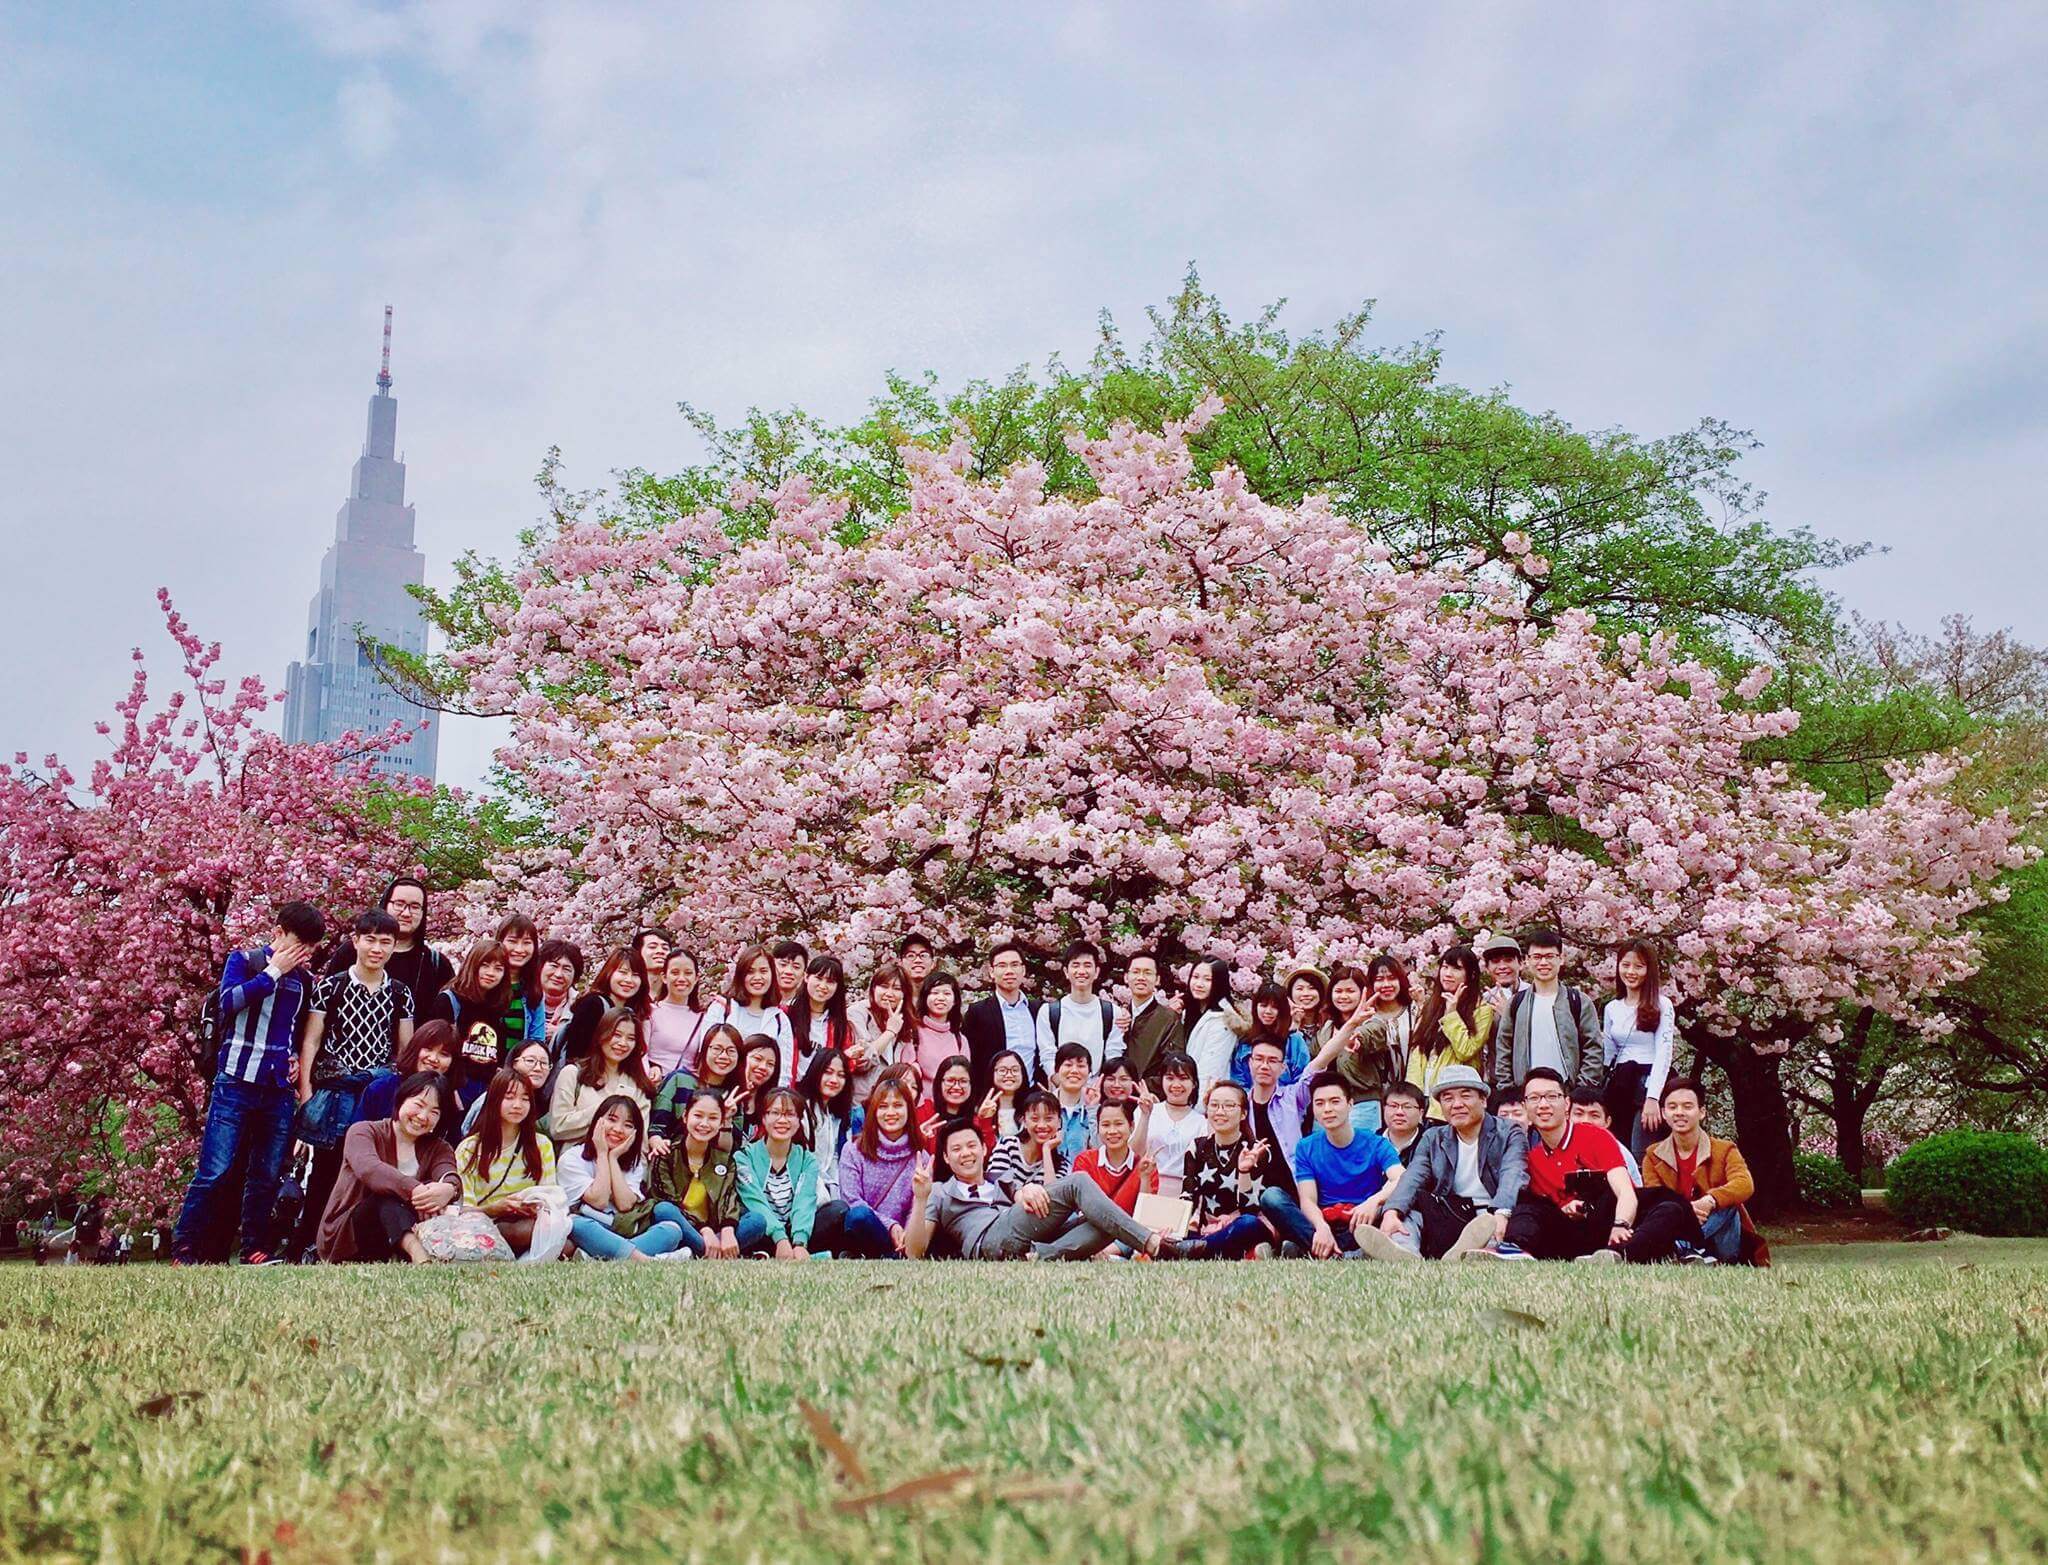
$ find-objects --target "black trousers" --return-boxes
[1410,1190,1481,1259]
[292,1143,345,1255]
[349,1193,419,1261]
[1505,1187,1696,1263]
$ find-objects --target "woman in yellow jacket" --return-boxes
[1405,947,1495,1120]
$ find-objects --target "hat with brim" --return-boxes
[1479,933,1521,958]
[1428,1064,1490,1102]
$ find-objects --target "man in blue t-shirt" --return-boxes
[1291,1071,1405,1258]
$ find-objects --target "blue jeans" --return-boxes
[571,1213,683,1260]
[833,1201,898,1258]
[735,1211,774,1256]
[1700,1204,1743,1262]
[1256,1186,1359,1253]
[1348,1100,1383,1136]
[652,1201,708,1256]
[1201,1211,1271,1259]
[172,1077,296,1262]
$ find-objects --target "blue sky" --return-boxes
[3,2,2045,791]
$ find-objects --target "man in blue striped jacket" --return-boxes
[170,901,326,1264]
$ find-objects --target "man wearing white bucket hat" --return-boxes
[1352,1064,1528,1261]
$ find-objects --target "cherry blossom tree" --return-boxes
[460,406,2028,1208]
[0,593,430,1226]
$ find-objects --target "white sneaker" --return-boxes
[1351,1226,1419,1263]
[1572,1248,1621,1265]
[1251,1242,1276,1261]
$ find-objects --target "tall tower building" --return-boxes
[282,308,439,783]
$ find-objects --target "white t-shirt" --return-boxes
[1527,989,1565,1076]
[1602,996,1677,1099]
[1035,994,1123,1080]
[710,1001,797,1085]
[1145,1103,1208,1182]
[558,1149,644,1225]
[1451,1129,1487,1201]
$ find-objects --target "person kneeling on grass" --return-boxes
[648,1090,744,1259]
[457,1068,559,1256]
[1504,1068,1691,1264]
[1260,1072,1405,1258]
[315,1072,460,1264]
[561,1095,686,1261]
[1641,1080,1771,1267]
[907,1119,1208,1261]
[1357,1065,1527,1262]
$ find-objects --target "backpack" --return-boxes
[1046,998,1117,1065]
[1507,986,1590,1062]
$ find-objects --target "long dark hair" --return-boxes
[725,944,777,1012]
[798,1046,855,1121]
[586,1006,660,1097]
[785,955,852,1053]
[1412,947,1482,1061]
[738,1035,784,1122]
[1615,939,1665,1034]
[451,939,512,1013]
[694,1022,744,1089]
[464,1068,545,1182]
[916,971,965,1038]
[926,1053,975,1119]
[587,949,649,1021]
[1246,982,1290,1048]
[578,1093,646,1171]
[491,914,543,1005]
[1187,957,1234,1020]
[392,1019,458,1076]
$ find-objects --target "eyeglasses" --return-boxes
[1524,1090,1567,1103]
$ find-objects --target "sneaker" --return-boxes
[647,1249,694,1263]
[1572,1247,1621,1265]
[1278,1240,1305,1259]
[1350,1226,1419,1264]
[1251,1242,1276,1261]
[240,1251,285,1267]
[1677,1248,1721,1266]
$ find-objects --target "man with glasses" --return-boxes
[1504,1067,1690,1263]
[321,875,451,1006]
[1491,928,1600,1093]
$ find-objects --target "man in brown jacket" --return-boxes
[1641,1079,1770,1266]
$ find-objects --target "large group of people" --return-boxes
[171,877,1769,1268]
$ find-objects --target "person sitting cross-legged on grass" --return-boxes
[1641,1079,1771,1267]
[560,1095,686,1261]
[457,1067,559,1256]
[906,1118,1207,1262]
[1260,1071,1405,1258]
[1504,1067,1691,1263]
[831,1076,922,1258]
[315,1071,460,1264]
[1183,1081,1282,1259]
[1357,1065,1527,1262]
[648,1089,743,1258]
[735,1086,859,1258]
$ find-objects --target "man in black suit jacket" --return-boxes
[961,940,1042,1092]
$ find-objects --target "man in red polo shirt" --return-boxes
[1505,1068,1691,1263]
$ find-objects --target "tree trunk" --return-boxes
[1830,1008,1877,1184]
[1724,1045,1798,1218]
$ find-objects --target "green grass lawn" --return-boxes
[3,1250,2045,1563]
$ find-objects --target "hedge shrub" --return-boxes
[1792,1151,1861,1211]
[1885,1130,2048,1236]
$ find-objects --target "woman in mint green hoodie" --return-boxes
[735,1087,824,1258]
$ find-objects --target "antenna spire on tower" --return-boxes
[377,304,393,392]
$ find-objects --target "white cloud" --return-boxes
[336,70,400,162]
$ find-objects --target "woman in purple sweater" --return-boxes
[833,1077,921,1257]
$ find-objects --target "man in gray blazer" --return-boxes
[1353,1066,1528,1260]
[1489,927,1602,1091]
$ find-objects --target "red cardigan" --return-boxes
[1072,1147,1144,1214]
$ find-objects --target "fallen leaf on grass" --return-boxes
[1483,1308,1548,1331]
[967,1352,1035,1370]
[301,1336,320,1354]
[1952,1262,1977,1273]
[274,1520,299,1546]
[798,1399,871,1488]
[867,1281,898,1292]
[986,1479,1088,1504]
[831,1467,976,1513]
[136,1390,203,1418]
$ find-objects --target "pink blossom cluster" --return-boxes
[0,593,430,1221]
[457,406,2027,1059]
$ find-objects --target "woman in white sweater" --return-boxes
[1182,958,1249,1095]
[1601,938,1677,1159]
